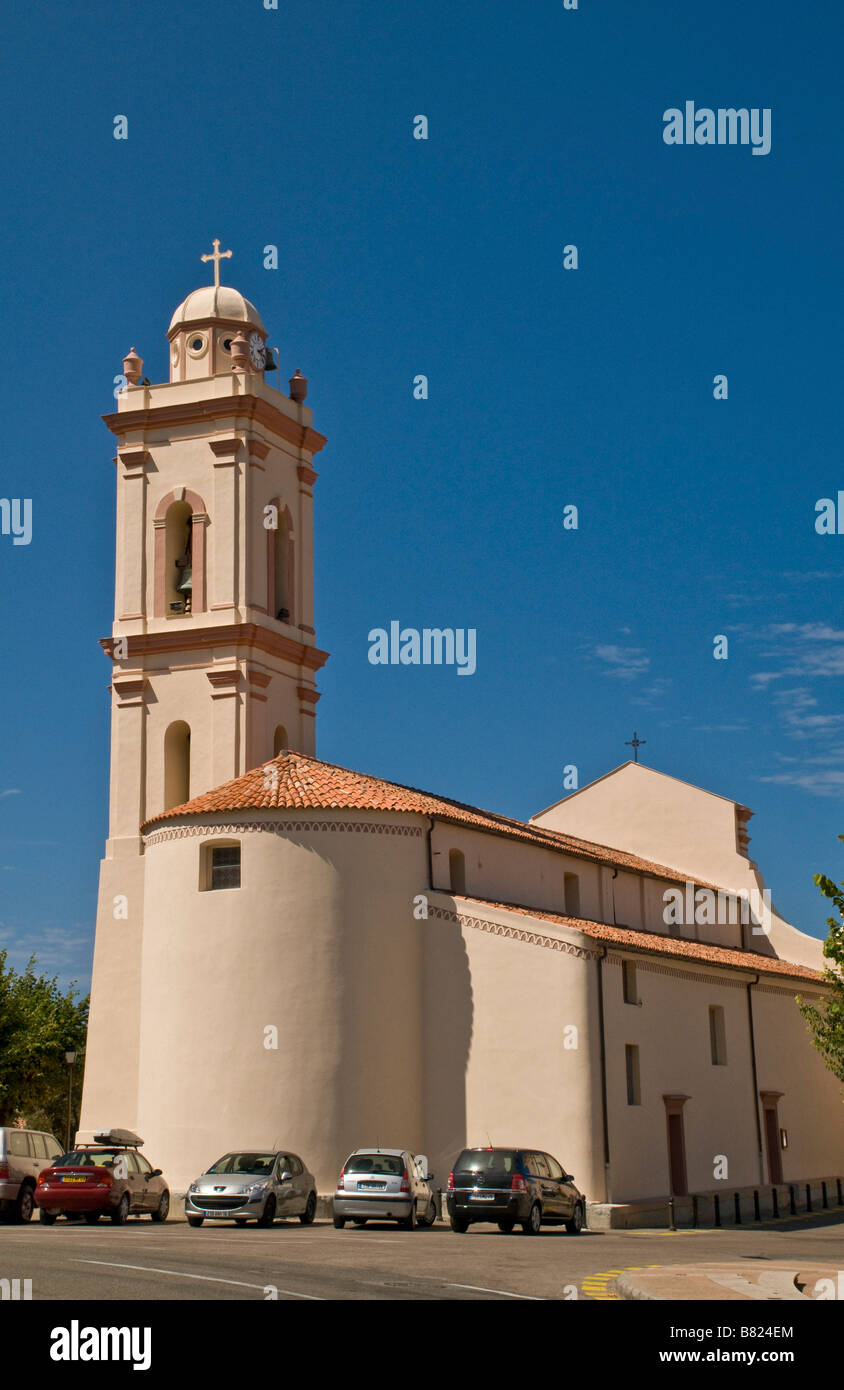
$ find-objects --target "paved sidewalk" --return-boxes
[615,1263,841,1301]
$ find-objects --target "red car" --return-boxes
[35,1129,170,1225]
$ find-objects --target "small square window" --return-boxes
[210,845,240,891]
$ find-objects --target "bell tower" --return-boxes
[102,242,329,859]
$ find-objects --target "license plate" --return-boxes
[61,1176,86,1183]
[470,1192,495,1201]
[210,1209,238,1217]
[360,1181,386,1190]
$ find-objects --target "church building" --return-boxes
[79,250,844,1215]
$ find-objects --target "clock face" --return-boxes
[249,332,266,369]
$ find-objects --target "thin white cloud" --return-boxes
[757,769,844,798]
[751,623,844,686]
[592,644,650,681]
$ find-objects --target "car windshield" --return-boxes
[57,1149,124,1167]
[206,1153,276,1176]
[346,1153,404,1176]
[454,1148,517,1173]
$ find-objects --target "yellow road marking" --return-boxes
[581,1262,663,1301]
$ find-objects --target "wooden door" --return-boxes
[667,1112,688,1195]
[764,1105,783,1185]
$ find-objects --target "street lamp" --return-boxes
[64,1051,77,1151]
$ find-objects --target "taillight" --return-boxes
[511,1174,527,1192]
[337,1168,345,1190]
[97,1167,114,1186]
[0,1163,9,1181]
[400,1170,410,1193]
[447,1172,454,1191]
[36,1168,52,1186]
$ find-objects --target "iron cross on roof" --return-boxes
[200,238,233,287]
[625,731,646,763]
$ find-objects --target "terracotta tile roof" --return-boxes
[144,749,721,887]
[458,897,824,984]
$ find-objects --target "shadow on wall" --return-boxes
[423,913,473,1184]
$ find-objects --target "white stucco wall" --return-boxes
[133,810,428,1192]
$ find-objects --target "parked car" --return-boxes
[34,1129,170,1225]
[185,1150,317,1227]
[446,1147,585,1234]
[333,1148,438,1229]
[0,1127,63,1224]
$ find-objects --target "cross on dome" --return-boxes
[200,238,233,288]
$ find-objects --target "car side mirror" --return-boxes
[149,1169,162,1178]
[280,1171,293,1182]
[426,1173,434,1183]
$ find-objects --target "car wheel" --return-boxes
[257,1194,276,1228]
[333,1214,346,1229]
[187,1215,204,1228]
[450,1216,469,1233]
[235,1218,248,1227]
[111,1193,130,1225]
[15,1184,34,1224]
[39,1209,58,1225]
[565,1202,584,1234]
[522,1202,542,1234]
[151,1190,170,1223]
[300,1192,317,1225]
[419,1198,438,1227]
[497,1218,515,1233]
[84,1211,101,1225]
[352,1217,367,1226]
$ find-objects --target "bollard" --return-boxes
[789,1184,796,1216]
[692,1194,699,1229]
[753,1189,761,1222]
[714,1193,721,1227]
[805,1183,812,1213]
[734,1192,742,1225]
[822,1181,828,1210]
[668,1198,676,1232]
[772,1187,779,1219]
[838,1178,843,1206]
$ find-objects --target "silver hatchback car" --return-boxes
[334,1148,438,1229]
[185,1150,317,1227]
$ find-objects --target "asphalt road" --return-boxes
[2,1211,843,1301]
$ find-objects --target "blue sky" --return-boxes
[0,0,841,988]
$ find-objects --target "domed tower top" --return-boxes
[166,240,269,383]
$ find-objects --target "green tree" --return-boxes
[798,840,844,1087]
[0,952,88,1137]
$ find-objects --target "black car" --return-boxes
[447,1147,585,1234]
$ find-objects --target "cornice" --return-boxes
[100,624,329,672]
[102,393,327,457]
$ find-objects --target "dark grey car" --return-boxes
[185,1150,317,1227]
[447,1147,586,1234]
